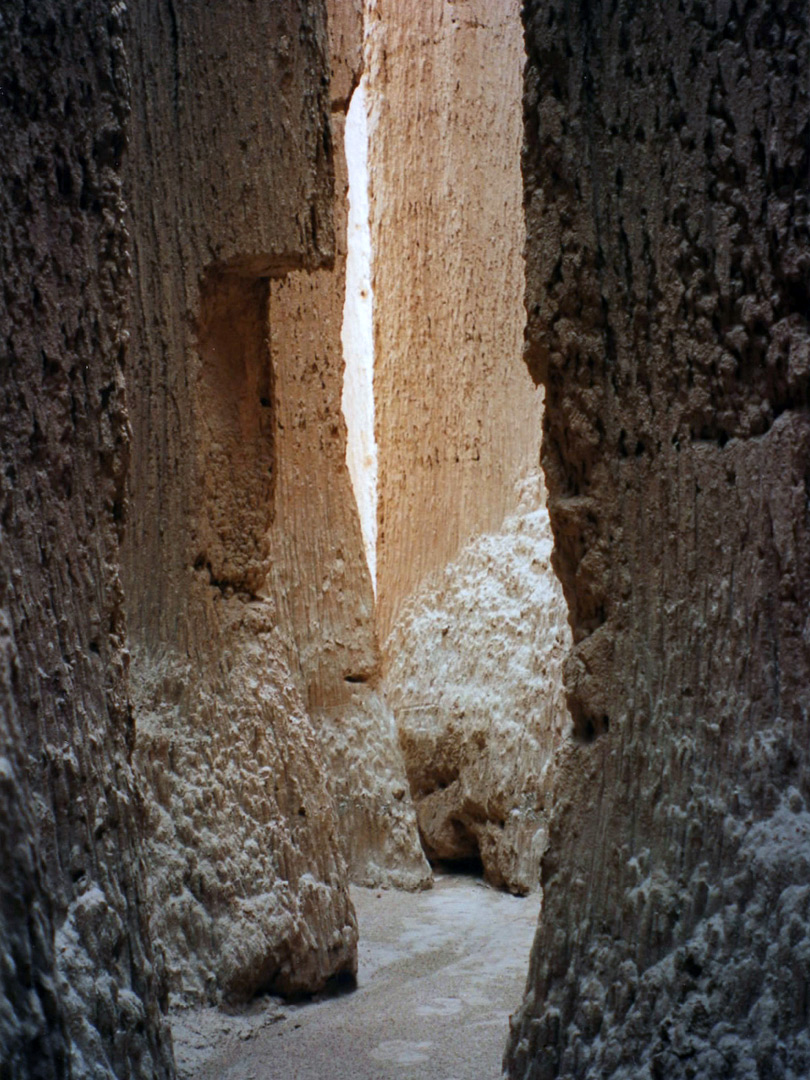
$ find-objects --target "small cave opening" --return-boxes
[429,853,486,880]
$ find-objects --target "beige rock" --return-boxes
[265,103,430,889]
[363,0,564,896]
[123,0,359,1004]
[365,0,544,640]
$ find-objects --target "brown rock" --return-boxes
[506,3,810,1077]
[0,1,172,1074]
[122,0,359,1004]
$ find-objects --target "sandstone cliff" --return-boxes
[363,0,567,894]
[123,0,359,1004]
[506,3,810,1076]
[0,2,172,1075]
[365,0,544,640]
[265,1,430,891]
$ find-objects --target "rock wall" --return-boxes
[0,2,172,1076]
[384,473,570,895]
[507,3,810,1077]
[365,0,543,639]
[123,0,358,1004]
[265,0,430,891]
[365,0,565,895]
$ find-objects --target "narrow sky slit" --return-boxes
[341,76,378,594]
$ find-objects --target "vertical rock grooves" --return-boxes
[123,0,359,1004]
[364,0,568,894]
[0,2,173,1075]
[365,0,544,642]
[265,0,430,892]
[507,2,810,1078]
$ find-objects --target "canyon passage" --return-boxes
[1,1,809,1079]
[171,874,539,1080]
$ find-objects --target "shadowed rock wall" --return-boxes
[0,2,173,1076]
[507,2,810,1077]
[365,0,543,640]
[123,0,358,1004]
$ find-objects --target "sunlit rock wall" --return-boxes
[385,473,571,895]
[507,3,810,1077]
[365,0,543,640]
[123,0,358,1004]
[266,0,430,892]
[0,2,173,1075]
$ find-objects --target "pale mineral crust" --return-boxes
[122,0,358,1004]
[506,3,810,1078]
[385,473,571,895]
[365,0,544,641]
[0,2,173,1075]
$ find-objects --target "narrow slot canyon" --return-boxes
[2,3,809,1080]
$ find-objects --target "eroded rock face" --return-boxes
[263,2,430,892]
[365,0,544,640]
[123,0,359,1004]
[266,237,431,889]
[363,0,564,894]
[265,203,431,889]
[507,3,810,1077]
[385,474,571,894]
[0,2,172,1075]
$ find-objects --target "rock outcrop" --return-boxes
[385,473,571,894]
[365,0,543,640]
[122,0,359,1004]
[363,0,566,894]
[506,3,810,1077]
[0,2,172,1075]
[265,1,430,892]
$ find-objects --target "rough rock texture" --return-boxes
[123,0,358,1004]
[265,1,430,891]
[365,0,543,639]
[0,3,173,1076]
[385,474,571,894]
[266,203,430,893]
[506,3,810,1077]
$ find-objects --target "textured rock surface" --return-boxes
[267,250,430,890]
[506,2,810,1077]
[0,2,172,1075]
[365,0,543,639]
[385,474,570,894]
[123,0,358,1004]
[265,8,430,890]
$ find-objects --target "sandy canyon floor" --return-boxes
[172,872,540,1080]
